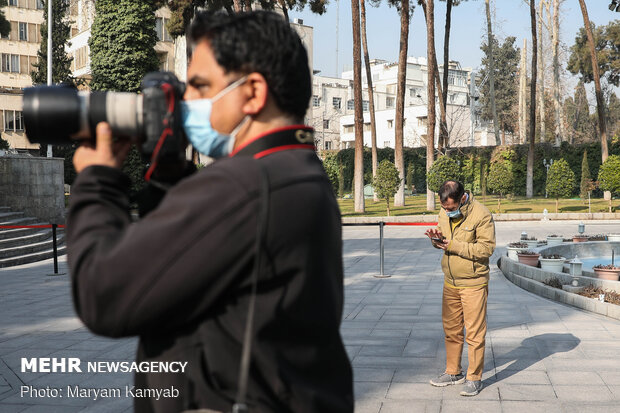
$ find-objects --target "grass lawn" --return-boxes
[338,194,616,217]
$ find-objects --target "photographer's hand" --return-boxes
[73,122,131,173]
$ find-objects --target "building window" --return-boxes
[418,116,427,128]
[19,22,28,41]
[37,0,45,9]
[384,141,391,148]
[344,125,354,134]
[312,95,320,107]
[155,18,172,42]
[363,123,371,132]
[8,0,17,6]
[14,111,23,131]
[362,100,369,112]
[386,96,395,108]
[73,46,88,70]
[332,97,341,109]
[324,141,332,150]
[4,110,15,131]
[323,119,329,129]
[1,54,20,73]
[387,119,393,129]
[347,99,354,110]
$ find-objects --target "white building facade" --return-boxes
[311,57,494,151]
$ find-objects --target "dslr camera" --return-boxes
[23,72,187,167]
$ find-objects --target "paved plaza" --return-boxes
[1,220,620,412]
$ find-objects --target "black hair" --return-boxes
[189,11,311,120]
[438,180,465,203]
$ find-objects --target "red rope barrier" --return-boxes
[0,225,66,229]
[384,222,437,226]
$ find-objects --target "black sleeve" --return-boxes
[67,164,256,338]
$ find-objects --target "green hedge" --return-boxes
[320,140,620,197]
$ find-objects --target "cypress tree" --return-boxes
[31,0,73,85]
[579,150,591,199]
[89,0,159,92]
[89,0,160,197]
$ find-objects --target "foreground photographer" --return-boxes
[67,11,353,413]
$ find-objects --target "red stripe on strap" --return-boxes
[253,144,315,159]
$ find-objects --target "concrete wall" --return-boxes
[0,156,65,224]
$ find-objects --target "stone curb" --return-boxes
[497,257,620,321]
[342,212,620,224]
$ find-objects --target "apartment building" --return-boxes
[310,57,494,151]
[0,0,45,152]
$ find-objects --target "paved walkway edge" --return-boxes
[497,257,620,321]
[342,212,620,223]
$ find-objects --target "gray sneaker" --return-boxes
[429,372,465,387]
[460,379,483,396]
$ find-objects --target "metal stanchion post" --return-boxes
[374,221,390,278]
[52,224,58,274]
[47,223,66,276]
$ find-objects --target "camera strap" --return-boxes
[231,125,315,159]
[232,162,270,413]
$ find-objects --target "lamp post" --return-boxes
[543,158,553,198]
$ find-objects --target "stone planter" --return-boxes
[608,234,620,242]
[517,253,540,267]
[507,246,527,261]
[593,268,620,281]
[539,257,566,272]
[546,236,563,246]
[525,239,539,248]
[572,236,588,243]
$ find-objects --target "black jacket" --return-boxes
[67,126,354,413]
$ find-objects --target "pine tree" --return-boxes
[31,0,73,85]
[89,0,159,93]
[579,150,592,200]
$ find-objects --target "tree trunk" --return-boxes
[498,196,501,214]
[435,63,447,152]
[425,0,436,211]
[578,0,610,201]
[519,38,527,144]
[278,0,289,22]
[386,198,391,216]
[526,0,537,198]
[552,0,564,145]
[537,0,545,143]
[394,0,409,207]
[556,198,558,214]
[442,0,453,150]
[351,0,365,213]
[577,1,607,164]
[360,0,379,202]
[485,0,501,145]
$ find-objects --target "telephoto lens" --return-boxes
[23,85,143,145]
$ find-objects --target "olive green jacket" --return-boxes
[437,192,496,287]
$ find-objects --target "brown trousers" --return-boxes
[442,283,488,381]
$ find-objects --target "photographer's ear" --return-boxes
[241,72,269,116]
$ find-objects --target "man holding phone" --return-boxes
[425,180,495,396]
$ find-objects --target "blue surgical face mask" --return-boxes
[446,208,462,219]
[181,76,248,158]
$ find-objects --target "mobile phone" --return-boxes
[431,236,445,242]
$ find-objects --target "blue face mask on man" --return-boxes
[446,208,462,219]
[445,193,467,219]
[181,76,248,158]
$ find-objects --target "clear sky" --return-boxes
[289,0,618,96]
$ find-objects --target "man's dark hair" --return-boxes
[189,11,311,120]
[438,180,465,203]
